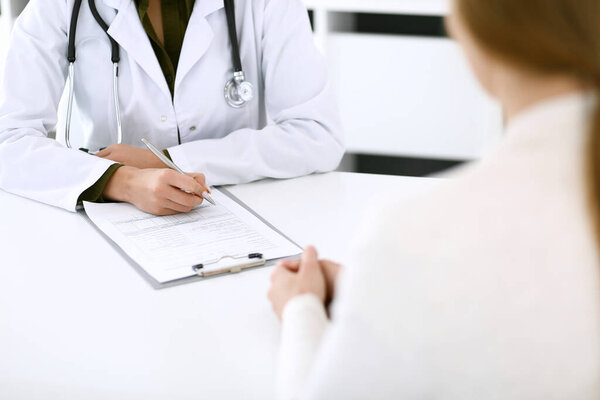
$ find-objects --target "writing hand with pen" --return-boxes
[96,140,214,216]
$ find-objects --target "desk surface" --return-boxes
[0,172,433,399]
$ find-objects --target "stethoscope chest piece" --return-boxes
[225,71,255,108]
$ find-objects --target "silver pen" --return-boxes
[141,138,216,206]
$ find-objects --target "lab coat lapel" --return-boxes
[175,0,224,91]
[103,0,171,99]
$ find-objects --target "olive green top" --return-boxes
[78,0,195,204]
[136,0,196,97]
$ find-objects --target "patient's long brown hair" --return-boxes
[455,0,600,241]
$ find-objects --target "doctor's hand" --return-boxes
[268,246,327,320]
[103,166,208,215]
[96,144,166,169]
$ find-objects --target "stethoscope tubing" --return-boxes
[223,0,243,73]
[64,0,252,150]
[66,0,123,150]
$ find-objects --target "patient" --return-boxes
[268,0,600,398]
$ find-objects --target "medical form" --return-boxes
[84,188,301,284]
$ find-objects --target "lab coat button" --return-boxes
[189,126,196,131]
[160,115,167,122]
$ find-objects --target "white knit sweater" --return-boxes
[277,92,600,399]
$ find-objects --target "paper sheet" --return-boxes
[84,189,301,283]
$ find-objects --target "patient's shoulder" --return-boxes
[343,148,595,313]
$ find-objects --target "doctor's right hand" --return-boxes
[103,166,208,215]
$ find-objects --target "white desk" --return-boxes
[0,172,433,399]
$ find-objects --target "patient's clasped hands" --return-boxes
[268,246,342,319]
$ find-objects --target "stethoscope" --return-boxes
[65,0,254,149]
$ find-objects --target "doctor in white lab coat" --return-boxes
[0,0,344,214]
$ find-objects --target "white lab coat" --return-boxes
[0,0,344,211]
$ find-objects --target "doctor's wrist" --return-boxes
[103,165,138,203]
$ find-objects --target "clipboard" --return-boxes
[83,186,302,290]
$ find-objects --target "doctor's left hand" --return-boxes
[96,144,166,169]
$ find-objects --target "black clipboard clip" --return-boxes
[192,253,265,278]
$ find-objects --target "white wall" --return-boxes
[306,0,503,161]
[328,34,501,160]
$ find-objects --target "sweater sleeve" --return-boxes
[0,0,122,211]
[166,0,344,187]
[277,294,329,400]
[77,164,122,204]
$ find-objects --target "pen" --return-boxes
[141,138,216,206]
